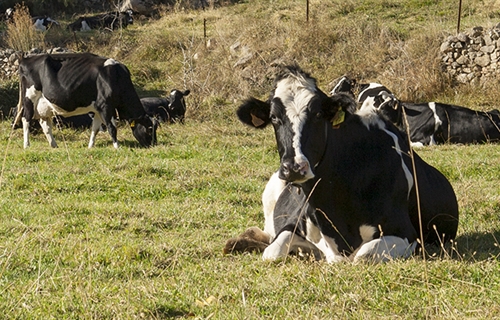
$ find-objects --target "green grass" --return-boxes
[1,0,500,318]
[0,118,499,319]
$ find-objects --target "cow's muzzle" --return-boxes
[279,159,312,183]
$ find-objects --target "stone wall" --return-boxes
[441,24,500,84]
[0,48,70,81]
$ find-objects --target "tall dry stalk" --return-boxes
[5,4,45,52]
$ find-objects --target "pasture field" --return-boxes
[1,0,500,318]
[0,119,499,319]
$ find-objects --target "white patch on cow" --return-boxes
[357,83,384,103]
[382,128,414,197]
[81,20,91,31]
[262,171,287,239]
[262,230,298,260]
[104,58,119,66]
[26,85,97,118]
[353,236,417,263]
[357,97,383,129]
[33,19,46,32]
[262,228,327,261]
[330,76,347,95]
[274,75,317,180]
[428,102,442,146]
[305,218,344,263]
[411,141,424,148]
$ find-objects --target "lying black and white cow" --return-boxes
[32,16,60,31]
[334,78,500,146]
[226,65,458,262]
[67,10,133,32]
[4,7,60,31]
[13,52,157,148]
[140,89,190,123]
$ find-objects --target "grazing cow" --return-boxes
[13,52,157,148]
[338,79,500,146]
[141,89,190,123]
[226,65,458,263]
[67,10,133,32]
[32,16,60,31]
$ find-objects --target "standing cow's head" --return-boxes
[168,89,190,123]
[237,65,355,184]
[129,115,158,147]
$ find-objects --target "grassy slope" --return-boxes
[1,0,500,318]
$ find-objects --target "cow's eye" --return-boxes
[315,111,323,119]
[270,114,279,124]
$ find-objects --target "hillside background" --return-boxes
[2,0,500,121]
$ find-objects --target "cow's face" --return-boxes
[168,89,190,123]
[130,116,158,147]
[237,66,354,184]
[360,90,401,125]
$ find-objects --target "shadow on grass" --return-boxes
[423,229,500,261]
[150,305,192,318]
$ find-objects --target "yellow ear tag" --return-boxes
[331,109,345,127]
[130,120,135,128]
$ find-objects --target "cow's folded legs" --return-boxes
[353,236,417,263]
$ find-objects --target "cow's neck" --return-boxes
[297,122,336,198]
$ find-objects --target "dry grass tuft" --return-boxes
[5,4,45,52]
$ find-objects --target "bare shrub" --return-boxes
[5,4,45,52]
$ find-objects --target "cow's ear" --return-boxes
[237,97,271,129]
[324,93,357,125]
[183,89,190,97]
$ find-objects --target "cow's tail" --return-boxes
[12,75,24,129]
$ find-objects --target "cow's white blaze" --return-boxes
[274,75,317,180]
[428,102,442,145]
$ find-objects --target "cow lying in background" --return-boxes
[5,7,60,31]
[32,16,60,31]
[67,10,133,32]
[141,89,190,123]
[14,52,157,148]
[332,77,500,146]
[225,65,458,263]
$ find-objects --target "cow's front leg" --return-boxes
[39,118,57,148]
[262,231,313,261]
